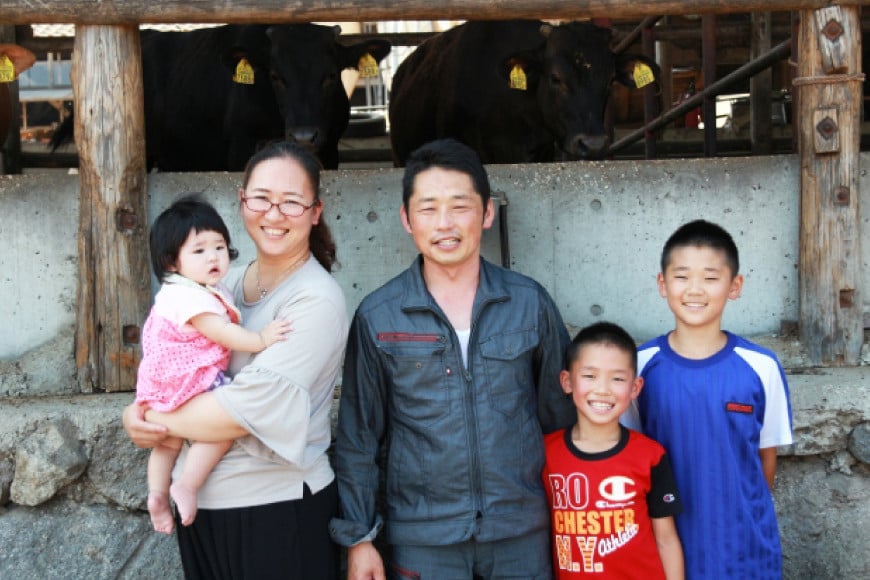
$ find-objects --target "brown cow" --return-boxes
[0,43,36,167]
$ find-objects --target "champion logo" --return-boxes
[599,475,636,503]
[663,493,676,503]
[726,401,754,414]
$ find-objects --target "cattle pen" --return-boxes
[0,1,869,578]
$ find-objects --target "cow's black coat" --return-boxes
[144,24,390,170]
[389,20,659,165]
[54,24,390,171]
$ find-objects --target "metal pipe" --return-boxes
[499,203,510,269]
[702,14,718,156]
[613,16,661,53]
[642,23,658,158]
[492,191,511,269]
[608,38,792,155]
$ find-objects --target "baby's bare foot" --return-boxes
[170,481,198,527]
[147,490,175,534]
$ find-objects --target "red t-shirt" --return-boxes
[543,426,682,579]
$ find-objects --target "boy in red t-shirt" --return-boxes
[543,322,684,579]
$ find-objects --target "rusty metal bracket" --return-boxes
[833,186,850,206]
[122,324,140,344]
[812,106,840,154]
[116,207,139,231]
[821,19,843,42]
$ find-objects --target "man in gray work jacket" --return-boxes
[330,138,574,579]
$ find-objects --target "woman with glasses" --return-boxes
[123,140,349,579]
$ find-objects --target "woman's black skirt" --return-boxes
[176,480,339,580]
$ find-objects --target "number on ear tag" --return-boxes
[358,53,379,78]
[233,58,255,85]
[509,65,527,91]
[0,55,16,83]
[633,63,655,89]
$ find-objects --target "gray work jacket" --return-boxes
[330,256,574,547]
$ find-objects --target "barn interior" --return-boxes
[4,13,868,170]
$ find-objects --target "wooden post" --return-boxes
[795,7,863,364]
[658,18,673,128]
[750,12,773,154]
[73,25,149,391]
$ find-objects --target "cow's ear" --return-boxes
[222,27,271,75]
[0,43,35,76]
[615,54,661,92]
[222,48,251,72]
[341,39,391,71]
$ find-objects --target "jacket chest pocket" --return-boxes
[380,338,450,425]
[479,329,538,418]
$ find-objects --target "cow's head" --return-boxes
[500,22,659,160]
[266,25,390,166]
[219,24,389,168]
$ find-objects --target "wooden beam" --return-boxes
[796,6,864,365]
[1,0,867,25]
[73,25,150,391]
[20,16,870,55]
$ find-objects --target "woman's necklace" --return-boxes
[255,252,310,299]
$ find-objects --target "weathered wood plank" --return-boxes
[73,25,150,391]
[19,16,870,56]
[796,7,864,364]
[0,0,867,25]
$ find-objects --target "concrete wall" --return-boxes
[0,154,818,365]
[0,155,868,578]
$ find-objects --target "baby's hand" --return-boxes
[259,319,293,348]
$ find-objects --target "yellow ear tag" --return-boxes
[633,62,655,88]
[233,58,255,85]
[509,64,527,91]
[358,53,379,78]
[0,54,16,83]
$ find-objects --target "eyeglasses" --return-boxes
[241,196,319,218]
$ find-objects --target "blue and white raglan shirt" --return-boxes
[624,331,793,579]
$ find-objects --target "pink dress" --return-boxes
[135,274,241,412]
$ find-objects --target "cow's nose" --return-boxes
[570,134,609,159]
[286,127,319,145]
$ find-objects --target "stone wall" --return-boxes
[0,394,181,578]
[1,343,867,579]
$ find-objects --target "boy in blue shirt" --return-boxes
[624,219,793,579]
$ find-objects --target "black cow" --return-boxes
[389,20,660,165]
[0,44,36,153]
[53,24,390,170]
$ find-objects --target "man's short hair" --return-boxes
[401,138,491,211]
